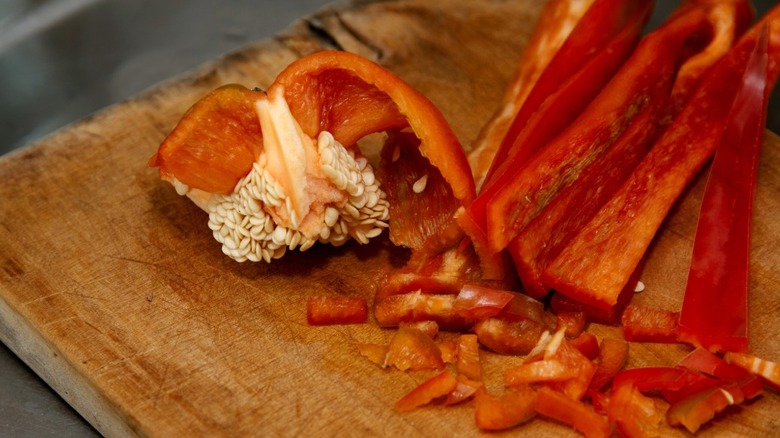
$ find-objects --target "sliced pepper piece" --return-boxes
[607,383,664,438]
[544,5,780,310]
[535,386,611,438]
[678,348,764,400]
[666,385,737,434]
[386,326,445,371]
[456,334,482,381]
[621,304,680,343]
[473,317,548,356]
[677,25,771,353]
[589,338,629,392]
[395,370,458,412]
[306,295,368,325]
[473,385,536,431]
[724,352,780,391]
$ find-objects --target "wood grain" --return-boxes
[0,0,777,436]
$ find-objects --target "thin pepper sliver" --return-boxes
[677,26,771,354]
[542,6,780,310]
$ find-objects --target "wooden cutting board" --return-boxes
[1,0,778,436]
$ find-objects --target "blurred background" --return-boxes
[0,0,777,436]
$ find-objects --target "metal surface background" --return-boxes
[1,0,777,436]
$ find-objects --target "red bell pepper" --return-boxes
[589,337,629,392]
[452,283,515,320]
[677,348,764,400]
[506,358,582,386]
[724,352,780,391]
[373,292,467,330]
[544,5,778,310]
[555,311,587,338]
[473,385,537,431]
[666,383,749,434]
[385,326,445,371]
[621,304,680,343]
[306,295,368,325]
[150,50,475,258]
[535,387,611,438]
[473,317,548,356]
[570,332,601,361]
[456,334,482,381]
[478,0,654,188]
[607,383,664,438]
[395,370,458,412]
[541,337,598,401]
[677,26,771,354]
[444,375,482,406]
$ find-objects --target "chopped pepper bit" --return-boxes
[200,89,389,263]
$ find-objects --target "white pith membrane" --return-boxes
[201,87,390,262]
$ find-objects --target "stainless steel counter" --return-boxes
[1,0,777,436]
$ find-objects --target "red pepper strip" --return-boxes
[589,338,629,392]
[548,256,640,325]
[444,375,482,406]
[482,3,709,254]
[509,94,664,298]
[375,239,484,302]
[543,9,780,310]
[473,318,548,356]
[621,304,680,343]
[725,352,780,391]
[678,348,764,400]
[535,387,611,438]
[374,292,470,330]
[473,385,537,431]
[607,383,664,438]
[395,370,458,412]
[452,283,515,321]
[460,0,652,265]
[306,295,368,325]
[468,0,597,188]
[612,367,710,396]
[456,334,482,381]
[570,332,600,361]
[677,29,771,354]
[385,326,445,371]
[666,384,740,434]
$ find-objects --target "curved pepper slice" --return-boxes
[149,50,475,258]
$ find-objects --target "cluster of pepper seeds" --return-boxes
[207,131,390,262]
